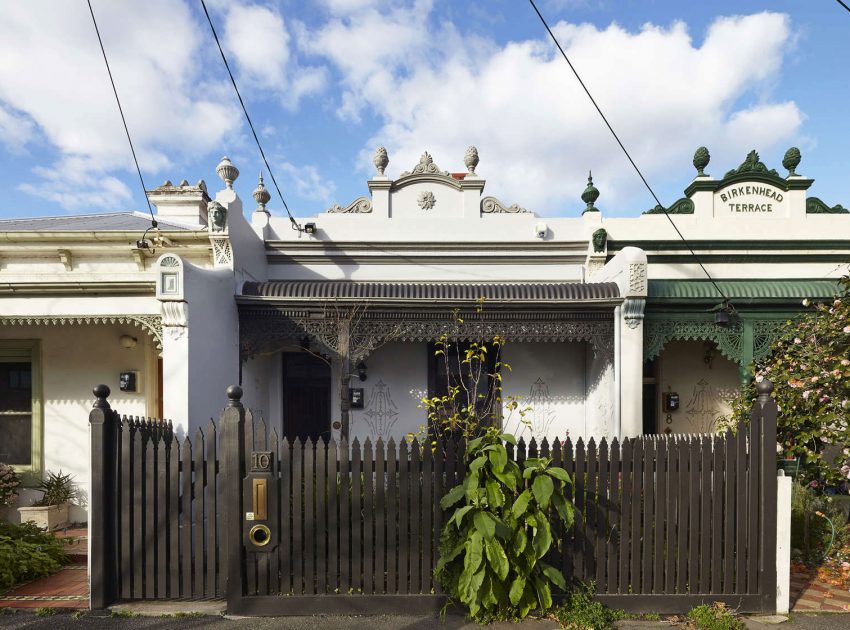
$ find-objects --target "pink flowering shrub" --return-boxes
[0,463,21,507]
[730,275,850,486]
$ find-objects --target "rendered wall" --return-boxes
[348,342,428,444]
[0,323,156,523]
[500,342,588,443]
[655,340,739,434]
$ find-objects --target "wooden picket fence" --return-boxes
[89,384,778,614]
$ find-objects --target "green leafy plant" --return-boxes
[726,275,850,486]
[552,581,624,630]
[0,463,21,507]
[686,603,744,630]
[0,521,69,592]
[35,607,58,617]
[33,470,76,507]
[435,428,574,621]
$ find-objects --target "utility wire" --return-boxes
[528,0,729,304]
[86,0,157,227]
[836,0,850,13]
[200,0,301,231]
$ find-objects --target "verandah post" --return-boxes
[221,385,246,611]
[89,384,119,609]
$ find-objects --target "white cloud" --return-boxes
[0,105,36,152]
[304,8,803,215]
[18,158,134,211]
[279,161,337,209]
[0,0,241,210]
[221,3,326,109]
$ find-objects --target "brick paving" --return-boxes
[791,568,850,612]
[0,528,88,610]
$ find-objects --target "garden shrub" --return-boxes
[0,521,68,592]
[434,428,574,621]
[553,581,624,630]
[0,464,20,507]
[686,603,744,630]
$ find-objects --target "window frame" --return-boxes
[0,340,43,480]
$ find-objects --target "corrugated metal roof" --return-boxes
[0,212,195,231]
[242,281,620,302]
[648,279,842,300]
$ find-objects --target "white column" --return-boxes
[619,298,645,437]
[776,471,793,615]
[160,301,190,432]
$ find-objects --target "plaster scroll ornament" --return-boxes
[527,377,556,440]
[806,197,849,214]
[160,255,180,268]
[693,146,710,176]
[480,196,528,214]
[591,228,607,253]
[216,156,239,188]
[326,196,373,213]
[400,151,450,177]
[362,379,399,440]
[463,146,479,174]
[417,190,437,210]
[628,263,647,294]
[208,201,228,232]
[253,173,271,213]
[642,198,694,215]
[782,147,801,177]
[373,146,389,175]
[724,150,779,178]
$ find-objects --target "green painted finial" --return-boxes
[581,171,599,213]
[693,146,710,176]
[782,147,801,177]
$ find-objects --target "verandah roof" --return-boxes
[240,280,620,304]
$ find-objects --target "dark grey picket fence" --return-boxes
[89,382,778,614]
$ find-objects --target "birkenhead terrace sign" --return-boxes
[718,183,783,213]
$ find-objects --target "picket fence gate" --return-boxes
[89,382,778,614]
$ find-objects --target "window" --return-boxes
[0,341,42,474]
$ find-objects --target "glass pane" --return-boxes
[0,414,32,465]
[1,362,32,413]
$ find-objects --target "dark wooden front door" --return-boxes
[282,352,331,443]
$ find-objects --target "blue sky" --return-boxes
[0,0,848,219]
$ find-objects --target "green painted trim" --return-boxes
[0,340,43,483]
[609,239,850,252]
[683,174,813,197]
[645,254,850,264]
[648,279,842,301]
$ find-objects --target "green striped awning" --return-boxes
[648,279,842,303]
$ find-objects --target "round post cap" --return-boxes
[755,378,774,396]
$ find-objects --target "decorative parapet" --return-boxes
[481,196,529,214]
[0,315,163,350]
[400,151,449,177]
[724,150,780,179]
[806,197,849,214]
[326,197,373,214]
[642,198,694,215]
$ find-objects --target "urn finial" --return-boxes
[693,146,710,176]
[581,171,600,214]
[216,156,239,188]
[782,147,801,177]
[373,147,389,176]
[463,146,479,174]
[253,173,271,213]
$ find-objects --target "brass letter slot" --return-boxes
[252,478,267,521]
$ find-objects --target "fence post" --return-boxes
[221,385,246,611]
[89,384,119,609]
[755,378,778,612]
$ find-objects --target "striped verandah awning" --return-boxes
[237,280,621,361]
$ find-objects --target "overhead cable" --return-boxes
[200,0,301,231]
[528,0,729,303]
[86,0,157,227]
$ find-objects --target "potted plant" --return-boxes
[18,470,76,530]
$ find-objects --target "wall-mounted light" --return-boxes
[714,301,734,327]
[356,361,368,382]
[119,335,138,349]
[535,222,548,239]
[304,222,317,235]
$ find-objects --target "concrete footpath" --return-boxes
[0,612,848,630]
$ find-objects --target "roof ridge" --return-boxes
[0,211,135,223]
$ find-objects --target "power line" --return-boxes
[200,0,301,231]
[527,0,729,304]
[86,0,157,227]
[836,0,850,13]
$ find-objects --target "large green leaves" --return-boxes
[511,490,532,518]
[440,484,465,509]
[484,538,509,581]
[531,475,554,509]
